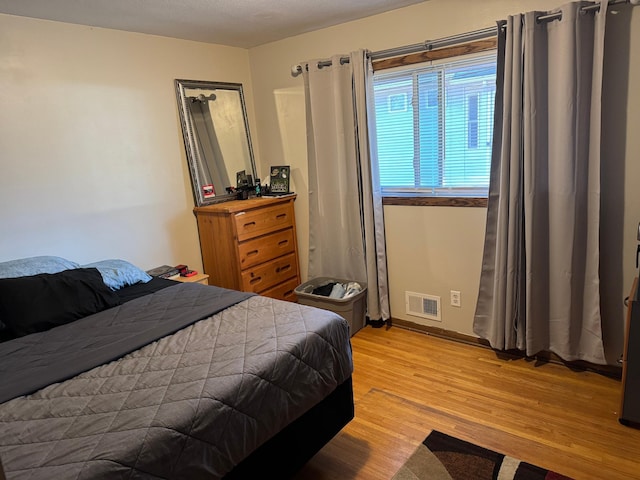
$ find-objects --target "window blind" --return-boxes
[372,53,497,197]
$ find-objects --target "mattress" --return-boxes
[0,283,353,479]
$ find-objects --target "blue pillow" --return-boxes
[0,256,80,279]
[82,259,152,290]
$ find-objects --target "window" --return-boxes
[372,53,497,197]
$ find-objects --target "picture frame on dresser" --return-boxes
[269,165,291,194]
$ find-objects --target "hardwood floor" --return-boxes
[293,325,640,480]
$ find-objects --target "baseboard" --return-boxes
[390,317,622,380]
[391,317,489,346]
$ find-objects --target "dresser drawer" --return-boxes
[259,277,299,302]
[238,228,295,269]
[241,253,297,293]
[234,203,293,242]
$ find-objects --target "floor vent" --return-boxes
[405,292,441,321]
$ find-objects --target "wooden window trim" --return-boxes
[372,38,498,72]
[382,197,488,208]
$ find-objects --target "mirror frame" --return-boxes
[174,79,257,206]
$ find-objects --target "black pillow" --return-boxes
[0,268,121,338]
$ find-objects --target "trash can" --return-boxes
[295,277,367,336]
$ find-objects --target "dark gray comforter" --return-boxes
[0,284,353,479]
[0,283,253,404]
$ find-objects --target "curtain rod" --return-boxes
[290,26,495,77]
[537,0,631,22]
[290,0,634,77]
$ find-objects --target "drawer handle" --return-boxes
[243,221,257,228]
[276,264,291,274]
[249,276,262,285]
[283,290,294,298]
[275,213,287,220]
[246,249,259,257]
[278,240,289,247]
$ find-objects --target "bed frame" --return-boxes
[225,376,354,478]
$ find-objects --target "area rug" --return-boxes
[392,430,573,480]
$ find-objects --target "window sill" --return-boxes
[382,196,487,207]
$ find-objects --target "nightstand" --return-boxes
[172,273,210,286]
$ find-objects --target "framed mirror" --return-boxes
[175,79,257,206]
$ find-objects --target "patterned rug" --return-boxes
[392,430,573,480]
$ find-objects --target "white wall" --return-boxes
[248,0,640,364]
[0,14,257,272]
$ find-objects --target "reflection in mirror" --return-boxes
[175,79,257,206]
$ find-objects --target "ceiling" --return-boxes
[0,0,427,48]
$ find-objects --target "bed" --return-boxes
[0,257,354,479]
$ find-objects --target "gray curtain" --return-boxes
[187,99,230,194]
[302,50,390,322]
[474,2,608,364]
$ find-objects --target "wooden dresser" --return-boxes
[193,195,300,302]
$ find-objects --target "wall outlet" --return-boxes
[450,290,461,307]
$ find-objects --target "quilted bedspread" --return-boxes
[0,287,353,479]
